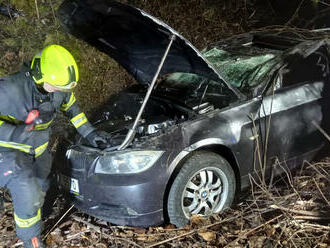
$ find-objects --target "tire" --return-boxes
[167,151,236,227]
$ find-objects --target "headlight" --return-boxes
[94,150,164,174]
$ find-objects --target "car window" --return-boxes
[283,53,328,88]
[267,48,329,94]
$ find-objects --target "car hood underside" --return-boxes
[58,0,224,85]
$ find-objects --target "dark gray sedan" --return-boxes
[56,0,330,227]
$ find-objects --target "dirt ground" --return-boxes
[0,0,329,247]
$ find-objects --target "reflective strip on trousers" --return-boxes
[60,93,76,111]
[70,112,87,128]
[0,141,48,157]
[0,120,3,126]
[14,209,41,228]
[34,142,48,157]
[0,141,32,153]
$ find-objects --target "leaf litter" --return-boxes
[0,159,329,247]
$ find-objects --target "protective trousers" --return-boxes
[0,150,51,242]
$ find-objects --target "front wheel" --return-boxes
[167,151,236,227]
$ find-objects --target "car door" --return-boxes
[260,80,324,173]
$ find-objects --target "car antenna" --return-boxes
[117,34,176,150]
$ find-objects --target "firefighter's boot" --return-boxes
[24,236,45,248]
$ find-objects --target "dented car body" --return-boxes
[56,0,330,227]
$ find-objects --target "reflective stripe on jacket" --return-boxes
[0,66,94,156]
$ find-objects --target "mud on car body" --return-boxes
[55,0,330,227]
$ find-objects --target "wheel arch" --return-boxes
[163,143,241,222]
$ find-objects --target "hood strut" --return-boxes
[118,34,176,150]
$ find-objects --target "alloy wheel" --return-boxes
[181,167,229,218]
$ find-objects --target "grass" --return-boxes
[0,0,132,116]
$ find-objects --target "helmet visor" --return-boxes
[49,81,77,92]
[46,65,78,92]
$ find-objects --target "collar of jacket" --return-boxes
[26,72,53,104]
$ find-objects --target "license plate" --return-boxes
[59,175,80,195]
[70,178,80,195]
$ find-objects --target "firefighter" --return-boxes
[0,44,109,247]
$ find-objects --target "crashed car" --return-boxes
[56,0,330,227]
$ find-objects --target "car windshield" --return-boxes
[154,72,236,110]
[162,46,280,99]
[203,47,278,88]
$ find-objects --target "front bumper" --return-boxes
[67,185,164,227]
[57,146,169,227]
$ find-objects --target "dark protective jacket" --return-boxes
[0,66,94,157]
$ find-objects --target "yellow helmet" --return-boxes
[30,44,79,91]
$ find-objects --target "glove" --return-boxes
[85,130,111,148]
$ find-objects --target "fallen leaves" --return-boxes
[198,231,216,242]
[265,227,276,237]
[0,160,328,248]
[247,236,266,248]
[0,156,329,248]
[190,214,209,227]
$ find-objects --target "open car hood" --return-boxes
[58,0,239,94]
